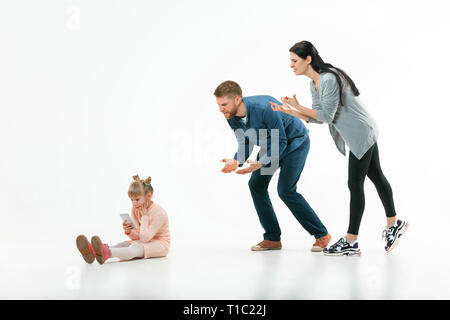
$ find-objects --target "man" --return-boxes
[215,80,331,252]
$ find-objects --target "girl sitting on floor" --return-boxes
[76,175,171,264]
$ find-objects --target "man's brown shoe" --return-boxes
[311,233,332,252]
[251,240,282,251]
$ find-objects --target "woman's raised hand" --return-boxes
[281,94,299,108]
[270,101,291,113]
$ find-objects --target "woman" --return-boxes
[76,175,170,264]
[270,40,409,256]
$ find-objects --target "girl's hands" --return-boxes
[142,202,151,217]
[131,201,152,228]
[122,220,133,234]
[133,205,143,221]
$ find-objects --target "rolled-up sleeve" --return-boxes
[308,87,324,124]
[315,78,340,124]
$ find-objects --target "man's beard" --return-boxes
[225,105,238,118]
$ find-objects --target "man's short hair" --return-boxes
[214,80,242,98]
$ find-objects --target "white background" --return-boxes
[1,0,449,299]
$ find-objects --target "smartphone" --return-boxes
[120,213,137,229]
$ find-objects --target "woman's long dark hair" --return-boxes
[289,41,359,105]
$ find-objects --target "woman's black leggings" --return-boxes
[347,143,396,235]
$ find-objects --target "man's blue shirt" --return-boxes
[227,95,309,168]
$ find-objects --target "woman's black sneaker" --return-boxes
[382,219,409,252]
[323,237,361,256]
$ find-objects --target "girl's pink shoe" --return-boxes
[91,235,112,264]
[76,234,96,264]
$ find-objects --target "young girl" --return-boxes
[270,40,409,256]
[76,175,171,264]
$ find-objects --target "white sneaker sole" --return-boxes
[323,249,361,256]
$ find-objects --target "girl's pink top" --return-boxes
[126,201,171,247]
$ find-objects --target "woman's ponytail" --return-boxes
[290,41,360,105]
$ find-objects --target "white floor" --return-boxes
[2,227,449,300]
[2,0,450,302]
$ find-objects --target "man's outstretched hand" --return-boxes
[220,159,262,174]
[235,160,263,175]
[221,159,240,173]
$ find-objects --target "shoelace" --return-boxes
[382,227,394,242]
[330,238,347,250]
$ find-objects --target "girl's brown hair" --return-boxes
[128,175,153,197]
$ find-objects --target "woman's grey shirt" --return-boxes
[308,72,378,160]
